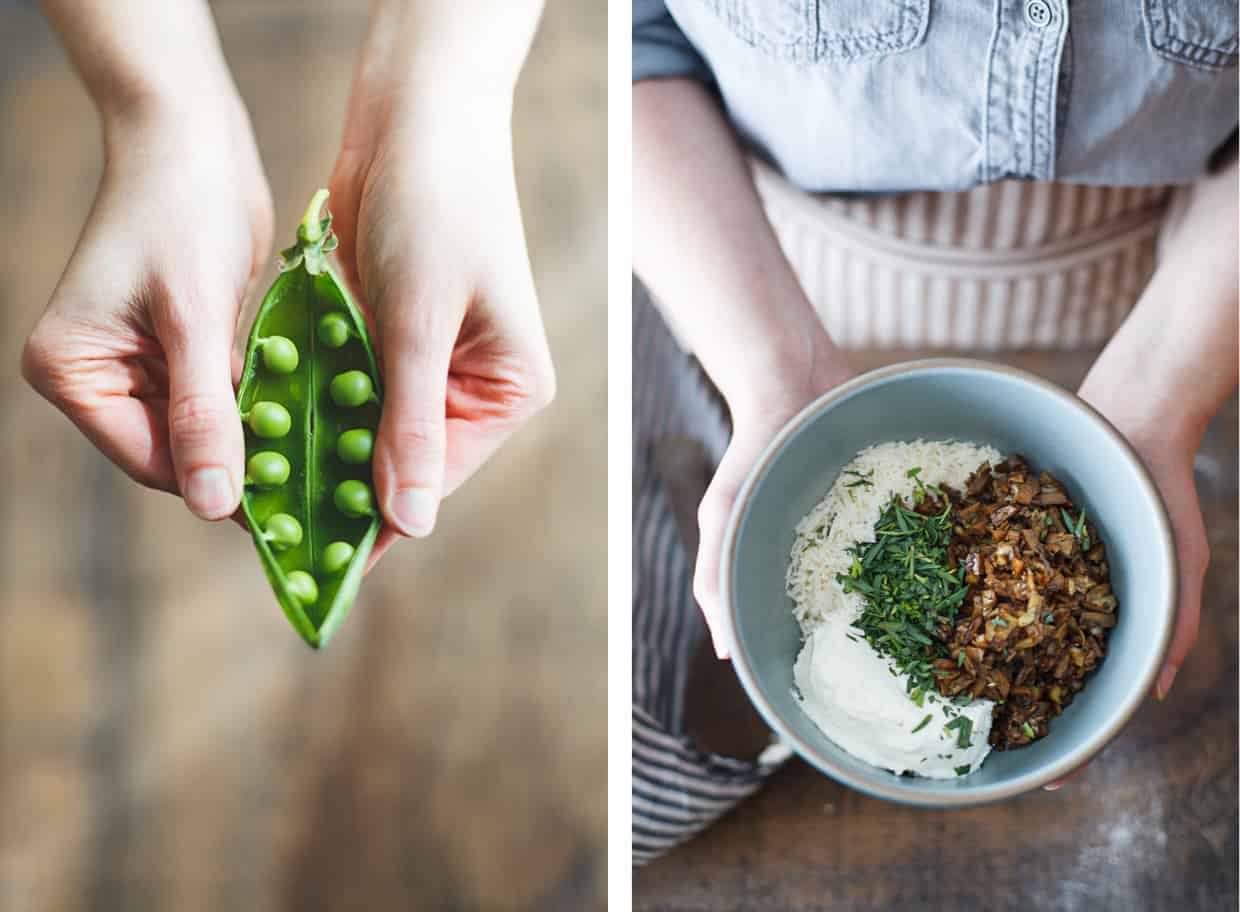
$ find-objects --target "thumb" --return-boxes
[160,316,245,520]
[374,305,460,538]
[694,447,753,661]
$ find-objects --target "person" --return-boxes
[631,0,1238,861]
[22,0,556,567]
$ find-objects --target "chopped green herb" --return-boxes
[992,617,1008,628]
[954,764,971,776]
[838,489,966,697]
[944,716,974,749]
[911,714,933,733]
[1021,721,1037,739]
[1060,508,1091,550]
[842,468,875,490]
[1045,613,1055,623]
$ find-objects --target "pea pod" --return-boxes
[237,189,382,649]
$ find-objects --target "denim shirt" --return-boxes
[634,0,1239,191]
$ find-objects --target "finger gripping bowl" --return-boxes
[237,189,383,649]
[721,359,1176,805]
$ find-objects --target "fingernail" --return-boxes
[390,487,438,537]
[1155,664,1179,700]
[184,467,235,519]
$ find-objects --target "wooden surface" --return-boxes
[635,349,1238,912]
[0,2,605,910]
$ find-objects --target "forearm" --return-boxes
[1080,159,1239,447]
[40,0,238,123]
[347,0,544,134]
[633,79,848,421]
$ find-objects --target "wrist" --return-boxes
[99,78,248,155]
[348,3,538,134]
[719,327,854,428]
[1078,365,1208,456]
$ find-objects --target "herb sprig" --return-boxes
[1061,507,1090,551]
[836,486,968,698]
[944,715,974,749]
[843,468,875,490]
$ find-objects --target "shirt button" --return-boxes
[1025,0,1053,28]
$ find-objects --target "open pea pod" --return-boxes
[237,189,382,649]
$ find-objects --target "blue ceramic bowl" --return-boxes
[721,359,1176,806]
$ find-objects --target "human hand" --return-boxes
[694,358,855,659]
[1077,391,1208,703]
[22,99,273,520]
[326,75,555,566]
[1041,383,1210,792]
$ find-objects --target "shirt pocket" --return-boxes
[1143,0,1238,70]
[696,0,929,63]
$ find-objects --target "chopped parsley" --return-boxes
[1061,507,1091,550]
[837,491,968,697]
[911,714,933,734]
[944,716,974,749]
[954,764,972,776]
[1021,721,1037,740]
[843,468,875,489]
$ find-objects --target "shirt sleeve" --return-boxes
[633,0,714,83]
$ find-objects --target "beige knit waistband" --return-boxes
[753,161,1176,350]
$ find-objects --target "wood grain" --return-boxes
[636,349,1238,912]
[0,3,605,910]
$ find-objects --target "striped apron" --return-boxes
[632,174,1177,865]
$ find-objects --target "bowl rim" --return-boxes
[720,356,1177,806]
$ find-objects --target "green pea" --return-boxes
[286,570,319,606]
[247,451,290,488]
[260,336,299,374]
[330,371,376,408]
[337,428,374,465]
[317,312,352,349]
[334,480,374,518]
[322,541,355,575]
[248,401,292,438]
[263,513,303,550]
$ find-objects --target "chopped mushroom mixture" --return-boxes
[927,456,1116,750]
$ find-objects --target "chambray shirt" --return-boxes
[634,0,1239,191]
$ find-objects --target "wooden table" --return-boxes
[0,3,605,909]
[636,349,1238,912]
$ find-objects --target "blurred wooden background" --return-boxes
[0,2,605,910]
[635,347,1237,911]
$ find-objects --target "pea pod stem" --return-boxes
[301,189,330,243]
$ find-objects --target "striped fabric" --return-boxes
[753,161,1173,350]
[632,288,785,866]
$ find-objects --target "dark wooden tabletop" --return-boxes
[0,3,605,910]
[635,348,1238,912]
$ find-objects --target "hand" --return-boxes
[695,361,855,659]
[327,83,555,567]
[22,100,273,520]
[1043,384,1210,792]
[1078,394,1209,702]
